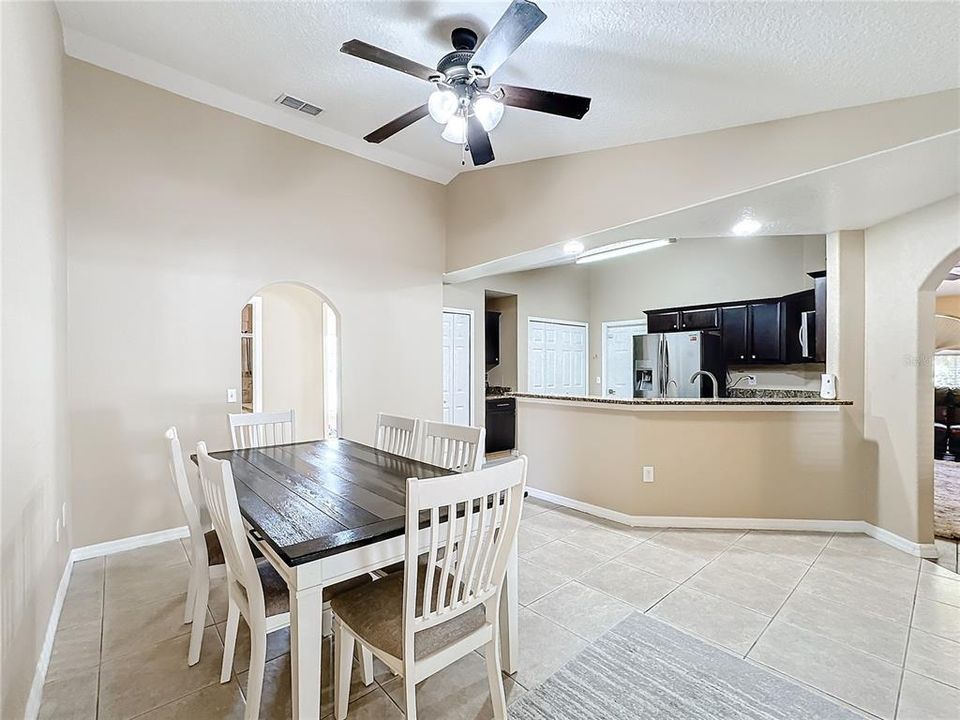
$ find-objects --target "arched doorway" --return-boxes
[240,282,341,440]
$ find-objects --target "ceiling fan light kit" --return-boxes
[340,0,591,167]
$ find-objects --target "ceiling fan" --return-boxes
[340,0,591,167]
[947,265,960,281]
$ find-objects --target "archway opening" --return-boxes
[240,282,340,440]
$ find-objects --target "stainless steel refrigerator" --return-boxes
[633,331,726,398]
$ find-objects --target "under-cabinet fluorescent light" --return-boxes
[575,238,676,264]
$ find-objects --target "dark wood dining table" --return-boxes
[197,438,521,720]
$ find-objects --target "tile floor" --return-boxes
[40,500,960,719]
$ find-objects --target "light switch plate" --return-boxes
[642,466,655,483]
[227,388,238,402]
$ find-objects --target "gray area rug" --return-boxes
[509,613,862,720]
[935,459,960,539]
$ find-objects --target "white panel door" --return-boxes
[442,311,471,425]
[528,320,587,396]
[603,322,646,398]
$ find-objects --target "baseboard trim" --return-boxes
[25,555,73,720]
[526,487,939,559]
[70,525,189,562]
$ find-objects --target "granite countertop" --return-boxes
[510,392,852,407]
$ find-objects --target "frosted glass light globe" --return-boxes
[473,96,504,131]
[441,114,467,144]
[428,88,458,124]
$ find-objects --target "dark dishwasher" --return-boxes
[485,397,516,453]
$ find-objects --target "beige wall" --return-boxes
[863,196,960,543]
[445,91,959,272]
[586,234,825,391]
[64,60,446,547]
[444,263,591,423]
[517,402,863,522]
[936,295,960,317]
[1,3,70,716]
[257,284,326,442]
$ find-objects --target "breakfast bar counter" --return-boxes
[511,392,852,412]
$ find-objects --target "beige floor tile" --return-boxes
[104,561,192,609]
[648,586,768,655]
[70,558,106,595]
[827,534,920,569]
[748,620,901,720]
[777,590,909,664]
[618,541,708,583]
[517,558,568,606]
[564,525,641,559]
[648,528,742,560]
[685,562,796,616]
[215,622,290,675]
[528,581,634,640]
[478,607,587,691]
[47,618,101,681]
[207,577,230,622]
[912,597,960,644]
[518,525,554,556]
[59,584,103,630]
[815,547,919,593]
[105,540,188,573]
[923,559,960,579]
[734,530,829,564]
[133,680,246,719]
[98,626,223,720]
[579,560,677,611]
[102,592,214,661]
[905,628,960,689]
[896,671,960,720]
[521,509,591,537]
[332,686,404,720]
[797,566,915,624]
[918,571,960,608]
[588,518,663,541]
[39,666,99,720]
[381,649,523,719]
[712,546,811,588]
[237,637,377,719]
[521,540,606,579]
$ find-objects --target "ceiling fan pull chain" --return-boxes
[461,142,467,166]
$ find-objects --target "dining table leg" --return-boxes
[289,567,324,720]
[499,536,520,673]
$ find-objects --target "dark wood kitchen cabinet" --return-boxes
[721,306,748,362]
[749,302,781,363]
[647,310,680,333]
[680,307,719,330]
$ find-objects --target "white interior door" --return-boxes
[528,319,587,396]
[442,310,472,425]
[603,322,646,398]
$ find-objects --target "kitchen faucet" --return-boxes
[690,370,719,399]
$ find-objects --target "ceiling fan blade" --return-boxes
[499,84,591,119]
[363,105,430,144]
[467,114,495,166]
[341,39,440,83]
[947,273,960,281]
[469,0,547,78]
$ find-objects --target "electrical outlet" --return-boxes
[642,466,655,483]
[746,375,757,386]
[226,388,238,402]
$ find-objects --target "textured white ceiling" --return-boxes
[57,1,959,183]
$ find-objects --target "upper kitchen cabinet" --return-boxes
[647,310,680,333]
[720,302,780,363]
[721,305,748,362]
[485,310,501,369]
[680,307,719,331]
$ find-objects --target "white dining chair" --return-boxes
[195,441,375,720]
[375,413,419,457]
[331,456,528,720]
[418,421,486,472]
[228,410,296,450]
[165,426,227,665]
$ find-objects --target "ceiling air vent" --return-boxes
[275,94,322,116]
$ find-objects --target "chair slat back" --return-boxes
[228,410,296,449]
[195,441,265,615]
[419,421,485,472]
[164,427,208,543]
[403,457,527,641]
[375,413,419,458]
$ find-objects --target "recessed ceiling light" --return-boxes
[563,240,585,255]
[732,217,762,236]
[575,238,676,265]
